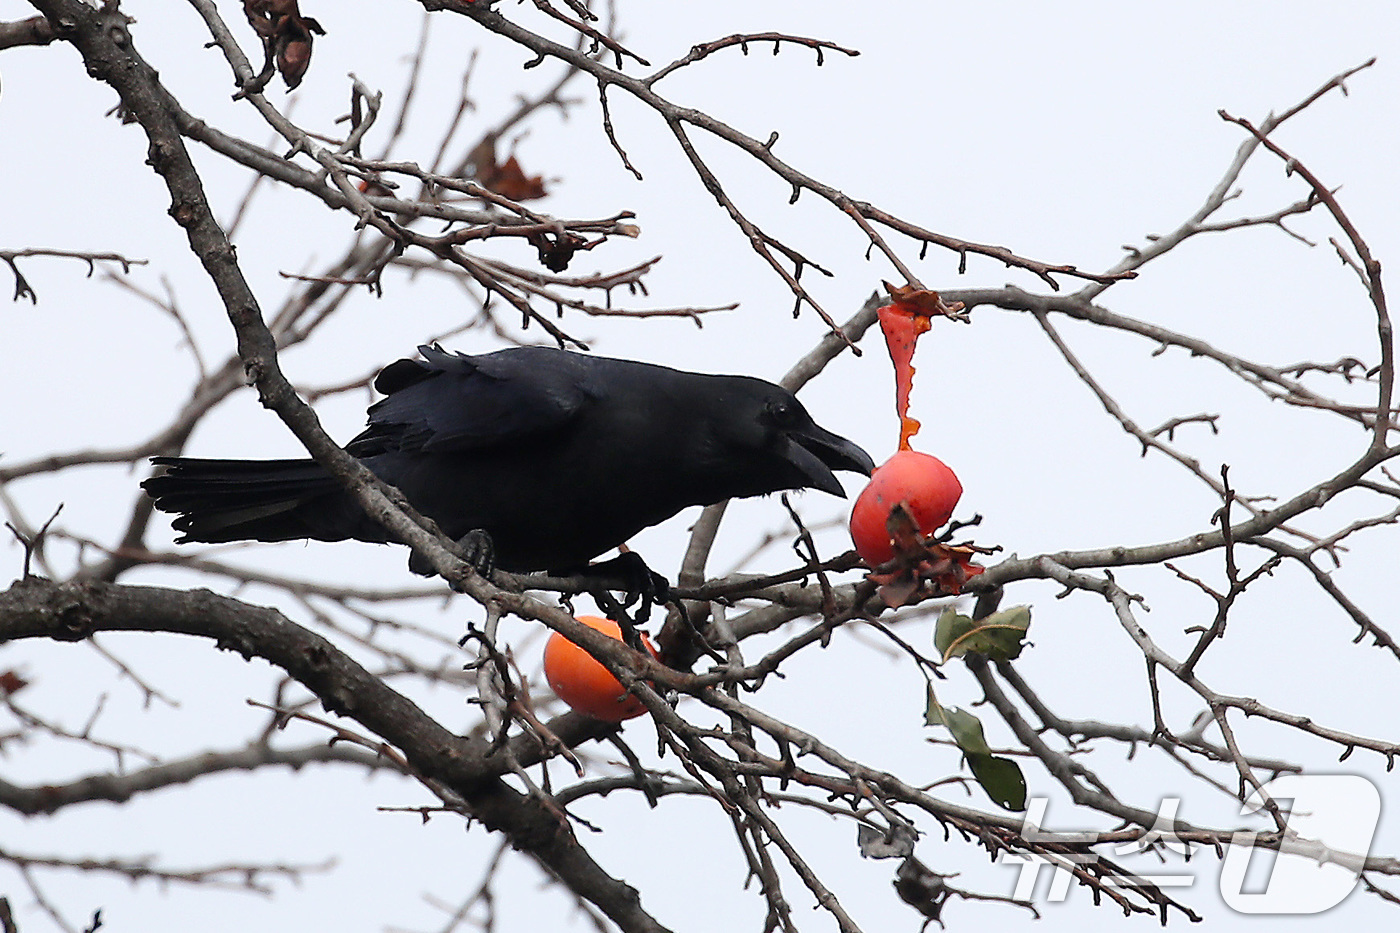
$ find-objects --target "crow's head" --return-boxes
[715,379,875,499]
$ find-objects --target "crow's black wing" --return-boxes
[347,345,595,457]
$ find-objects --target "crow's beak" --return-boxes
[783,427,876,498]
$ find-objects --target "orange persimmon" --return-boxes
[543,616,656,722]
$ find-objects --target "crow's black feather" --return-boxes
[143,345,874,574]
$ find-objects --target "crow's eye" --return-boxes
[766,398,799,427]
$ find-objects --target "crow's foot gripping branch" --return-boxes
[575,551,671,643]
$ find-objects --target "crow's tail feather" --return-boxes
[143,457,380,545]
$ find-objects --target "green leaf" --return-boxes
[926,700,1028,811]
[936,704,994,756]
[923,681,944,727]
[966,752,1028,811]
[935,605,1032,663]
[933,608,975,658]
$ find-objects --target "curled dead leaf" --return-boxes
[243,0,325,90]
[866,504,986,607]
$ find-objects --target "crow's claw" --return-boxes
[457,529,496,578]
[408,528,495,579]
[577,551,671,628]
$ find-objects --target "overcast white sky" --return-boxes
[3,2,1399,931]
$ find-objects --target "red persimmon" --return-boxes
[849,450,962,566]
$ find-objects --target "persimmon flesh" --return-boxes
[543,615,656,722]
[849,450,962,566]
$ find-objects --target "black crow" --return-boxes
[143,344,875,575]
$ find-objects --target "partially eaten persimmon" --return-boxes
[849,450,963,567]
